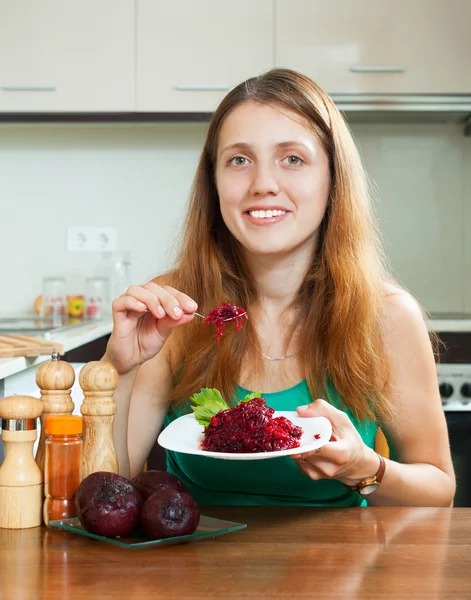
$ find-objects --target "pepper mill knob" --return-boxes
[0,395,43,529]
[79,361,119,478]
[0,395,43,420]
[35,352,76,474]
[79,360,119,394]
[36,351,75,391]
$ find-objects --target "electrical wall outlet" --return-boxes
[67,227,117,253]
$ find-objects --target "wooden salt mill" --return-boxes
[35,351,75,474]
[0,395,43,528]
[79,361,119,477]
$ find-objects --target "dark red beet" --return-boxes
[140,489,200,540]
[75,472,143,537]
[131,470,187,501]
[203,397,303,453]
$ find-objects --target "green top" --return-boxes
[164,380,378,507]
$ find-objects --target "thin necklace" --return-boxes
[261,350,300,362]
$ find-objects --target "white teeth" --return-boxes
[248,209,286,219]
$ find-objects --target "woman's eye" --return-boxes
[229,156,249,166]
[283,155,304,166]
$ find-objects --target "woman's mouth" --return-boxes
[245,209,288,224]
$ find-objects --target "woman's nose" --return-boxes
[249,163,280,197]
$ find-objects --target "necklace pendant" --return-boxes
[263,354,286,362]
[261,351,299,362]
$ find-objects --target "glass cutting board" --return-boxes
[49,515,247,548]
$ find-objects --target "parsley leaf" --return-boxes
[190,388,263,427]
[239,391,262,403]
[190,388,229,426]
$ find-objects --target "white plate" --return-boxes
[158,412,332,461]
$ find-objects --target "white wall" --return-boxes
[0,121,470,317]
[356,122,470,316]
[0,123,207,315]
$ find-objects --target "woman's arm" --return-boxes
[105,348,173,480]
[292,288,456,506]
[101,279,198,479]
[365,289,455,506]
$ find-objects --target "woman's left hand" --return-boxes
[291,399,381,486]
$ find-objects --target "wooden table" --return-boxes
[1,507,470,599]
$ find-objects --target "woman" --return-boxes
[104,68,455,507]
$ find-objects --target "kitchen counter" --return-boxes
[429,319,471,333]
[0,506,469,599]
[0,319,113,381]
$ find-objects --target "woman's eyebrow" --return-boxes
[220,140,311,155]
[220,142,254,155]
[276,141,312,152]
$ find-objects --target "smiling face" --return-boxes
[215,101,331,261]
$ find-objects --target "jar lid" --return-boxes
[45,415,82,435]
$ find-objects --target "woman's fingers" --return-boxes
[292,399,359,479]
[113,283,197,321]
[294,446,348,479]
[153,310,195,341]
[295,458,326,479]
[111,293,149,329]
[161,285,198,313]
[124,284,169,319]
[137,282,197,320]
[296,399,353,436]
[112,294,147,314]
[110,283,199,341]
[292,400,375,483]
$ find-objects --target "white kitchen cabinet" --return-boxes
[276,0,471,95]
[136,0,274,112]
[0,0,134,112]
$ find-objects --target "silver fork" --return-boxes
[144,308,247,322]
[184,311,247,322]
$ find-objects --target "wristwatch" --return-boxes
[346,453,386,496]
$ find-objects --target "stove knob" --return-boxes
[439,382,454,402]
[460,383,471,404]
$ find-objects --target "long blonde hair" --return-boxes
[168,68,392,422]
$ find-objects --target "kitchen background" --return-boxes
[0,0,470,318]
[1,121,470,317]
[1,0,471,502]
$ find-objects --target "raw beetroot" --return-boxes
[75,471,143,537]
[131,469,187,501]
[140,488,200,540]
[75,471,200,541]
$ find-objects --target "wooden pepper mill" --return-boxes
[0,395,43,529]
[79,360,119,478]
[35,351,75,474]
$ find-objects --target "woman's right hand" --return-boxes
[104,282,197,375]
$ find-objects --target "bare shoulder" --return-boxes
[380,281,434,366]
[381,282,427,332]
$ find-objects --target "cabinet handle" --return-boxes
[350,66,405,73]
[174,84,230,92]
[1,85,57,91]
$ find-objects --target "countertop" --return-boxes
[0,506,470,599]
[0,319,113,381]
[429,318,471,333]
